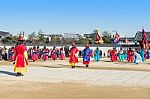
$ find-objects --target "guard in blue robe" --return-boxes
[139,49,145,62]
[83,44,92,67]
[94,47,100,61]
[147,49,150,59]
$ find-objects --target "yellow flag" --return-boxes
[95,30,104,44]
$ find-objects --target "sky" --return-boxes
[0,0,150,37]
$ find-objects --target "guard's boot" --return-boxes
[16,72,21,76]
[86,65,89,68]
[72,66,75,68]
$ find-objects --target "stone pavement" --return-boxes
[0,66,150,87]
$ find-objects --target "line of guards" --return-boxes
[1,45,150,65]
[1,42,150,76]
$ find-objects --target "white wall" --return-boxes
[0,45,113,57]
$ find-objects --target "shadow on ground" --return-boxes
[39,64,86,69]
[0,70,16,76]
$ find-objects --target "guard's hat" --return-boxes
[18,36,24,41]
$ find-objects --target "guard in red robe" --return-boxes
[127,48,134,63]
[10,47,15,61]
[69,42,79,68]
[31,47,38,62]
[110,48,117,62]
[42,47,48,61]
[14,38,28,76]
[51,46,57,60]
[60,47,65,60]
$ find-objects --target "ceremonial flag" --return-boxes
[95,30,104,44]
[114,32,120,44]
[142,29,147,39]
[23,31,25,38]
[125,37,130,45]
[18,31,24,41]
[141,29,149,49]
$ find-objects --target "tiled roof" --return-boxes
[120,37,135,41]
[135,31,150,41]
[0,31,10,37]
